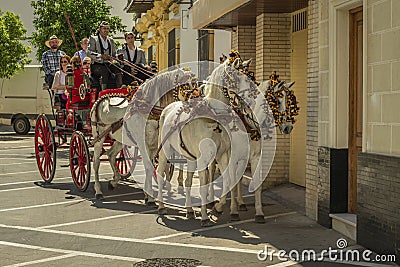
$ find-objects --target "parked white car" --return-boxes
[0,65,52,134]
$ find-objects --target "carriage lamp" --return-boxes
[65,65,74,102]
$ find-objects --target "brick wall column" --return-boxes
[255,13,291,188]
[306,0,319,221]
[255,13,291,81]
[230,25,256,69]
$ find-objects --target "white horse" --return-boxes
[90,67,194,201]
[156,59,266,226]
[213,78,297,223]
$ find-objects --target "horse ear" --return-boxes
[243,58,252,67]
[233,58,241,69]
[276,80,285,89]
[219,53,227,64]
[285,81,295,89]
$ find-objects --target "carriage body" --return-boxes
[34,69,144,191]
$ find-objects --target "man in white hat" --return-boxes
[42,35,66,88]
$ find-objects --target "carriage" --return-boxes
[34,61,146,192]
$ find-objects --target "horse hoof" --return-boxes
[230,214,240,221]
[186,211,196,219]
[211,207,223,217]
[255,215,265,224]
[146,201,157,207]
[108,181,115,191]
[201,219,213,227]
[95,194,104,200]
[238,204,248,211]
[158,207,168,215]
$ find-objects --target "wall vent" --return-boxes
[292,9,307,32]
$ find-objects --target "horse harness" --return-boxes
[90,87,137,146]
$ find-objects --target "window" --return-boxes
[168,29,176,67]
[198,30,210,80]
[148,45,153,64]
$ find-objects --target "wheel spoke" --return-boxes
[72,160,79,172]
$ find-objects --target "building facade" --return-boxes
[124,0,231,71]
[126,0,399,261]
[189,0,399,262]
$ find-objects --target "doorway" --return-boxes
[348,6,363,213]
[290,9,308,187]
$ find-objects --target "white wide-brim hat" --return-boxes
[45,35,63,48]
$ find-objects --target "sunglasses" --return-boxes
[61,61,69,63]
[83,62,90,65]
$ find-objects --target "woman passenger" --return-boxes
[51,55,71,109]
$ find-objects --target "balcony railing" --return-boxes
[124,0,155,14]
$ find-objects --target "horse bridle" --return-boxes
[221,65,265,139]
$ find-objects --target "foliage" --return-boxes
[30,0,126,61]
[0,9,32,79]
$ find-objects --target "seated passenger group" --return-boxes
[42,21,153,109]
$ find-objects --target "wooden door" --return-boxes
[348,7,363,213]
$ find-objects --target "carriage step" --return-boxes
[167,159,187,164]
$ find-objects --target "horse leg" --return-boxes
[199,169,212,227]
[213,153,230,216]
[254,186,265,223]
[140,140,156,206]
[237,178,248,211]
[230,184,240,221]
[207,160,216,206]
[93,136,106,200]
[185,160,196,219]
[250,143,265,223]
[156,149,168,215]
[164,163,173,194]
[177,164,184,193]
[107,141,123,190]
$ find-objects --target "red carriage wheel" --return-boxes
[69,131,90,191]
[35,114,56,183]
[116,145,139,180]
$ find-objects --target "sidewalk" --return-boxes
[250,183,399,266]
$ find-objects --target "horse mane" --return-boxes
[203,62,229,101]
[138,68,186,108]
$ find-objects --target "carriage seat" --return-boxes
[99,88,129,98]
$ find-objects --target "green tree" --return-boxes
[30,0,126,61]
[0,9,32,79]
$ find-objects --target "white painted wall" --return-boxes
[214,30,231,61]
[179,5,231,64]
[180,5,198,64]
[106,0,135,39]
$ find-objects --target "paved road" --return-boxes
[0,126,397,267]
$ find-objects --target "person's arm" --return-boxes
[51,72,65,92]
[87,36,98,61]
[41,51,51,75]
[138,50,151,69]
[110,38,116,57]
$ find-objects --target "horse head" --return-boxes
[263,72,299,135]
